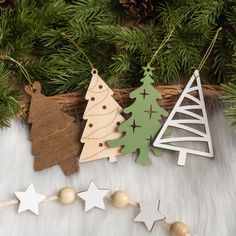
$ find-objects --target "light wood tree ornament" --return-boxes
[80,69,125,163]
[25,81,82,176]
[153,70,214,166]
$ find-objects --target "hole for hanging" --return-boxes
[89,123,93,128]
[116,122,120,126]
[91,97,95,101]
[91,69,98,75]
[102,105,107,109]
[99,85,103,89]
[99,143,103,147]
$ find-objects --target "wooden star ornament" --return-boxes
[134,200,166,231]
[15,183,46,215]
[77,180,109,212]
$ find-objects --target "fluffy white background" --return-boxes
[0,109,235,236]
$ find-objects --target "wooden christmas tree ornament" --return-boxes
[153,70,214,166]
[79,69,125,163]
[25,81,82,176]
[108,64,168,165]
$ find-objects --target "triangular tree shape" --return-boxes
[79,69,125,162]
[153,70,214,166]
[108,64,168,165]
[25,81,81,176]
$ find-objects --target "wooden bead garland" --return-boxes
[170,222,190,236]
[58,187,76,204]
[0,183,191,235]
[111,190,130,208]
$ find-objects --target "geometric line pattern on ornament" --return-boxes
[180,105,201,110]
[184,94,201,105]
[186,86,198,93]
[159,136,208,143]
[87,88,110,112]
[176,107,203,120]
[153,69,214,166]
[169,119,205,125]
[82,108,121,139]
[168,123,206,137]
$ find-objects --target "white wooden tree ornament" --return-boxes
[153,70,214,166]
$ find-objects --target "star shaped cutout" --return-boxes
[15,183,46,215]
[130,119,141,133]
[77,181,109,212]
[140,89,149,99]
[134,200,166,231]
[144,105,157,119]
[142,63,155,76]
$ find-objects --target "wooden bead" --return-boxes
[58,187,76,204]
[170,222,190,236]
[111,191,130,208]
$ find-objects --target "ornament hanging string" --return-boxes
[60,32,95,70]
[149,27,175,66]
[198,27,222,71]
[0,55,34,89]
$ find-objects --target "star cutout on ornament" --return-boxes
[77,180,109,212]
[15,183,46,215]
[140,89,149,99]
[130,119,141,133]
[134,200,166,231]
[144,105,157,119]
[142,63,155,76]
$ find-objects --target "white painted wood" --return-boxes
[77,180,109,212]
[15,183,46,215]
[134,200,166,231]
[153,70,214,166]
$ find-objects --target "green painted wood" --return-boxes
[108,64,168,165]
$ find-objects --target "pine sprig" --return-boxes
[0,0,236,128]
[0,63,22,128]
[221,82,236,128]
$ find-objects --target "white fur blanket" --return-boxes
[0,110,235,236]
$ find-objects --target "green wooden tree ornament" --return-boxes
[107,64,168,165]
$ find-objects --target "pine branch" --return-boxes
[0,63,22,128]
[0,0,236,128]
[221,82,236,127]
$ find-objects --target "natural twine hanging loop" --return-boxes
[198,27,222,71]
[0,55,34,89]
[149,27,175,66]
[60,32,95,70]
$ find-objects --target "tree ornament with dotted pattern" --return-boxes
[79,69,125,163]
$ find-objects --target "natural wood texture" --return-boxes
[21,84,224,118]
[25,81,82,176]
[80,71,125,163]
[58,187,76,204]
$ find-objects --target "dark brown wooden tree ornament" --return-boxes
[25,81,82,176]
